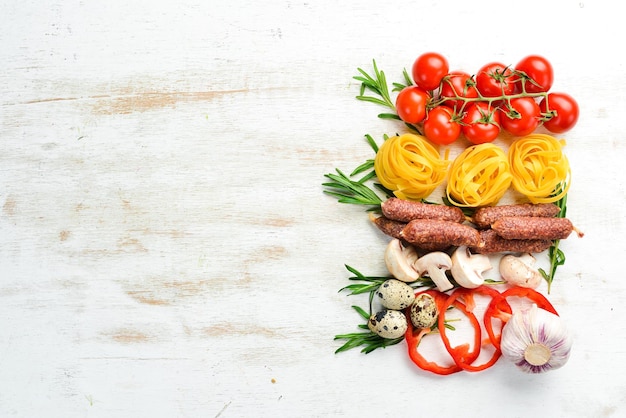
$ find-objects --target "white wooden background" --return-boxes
[1,1,625,417]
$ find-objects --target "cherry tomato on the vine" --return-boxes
[423,106,461,145]
[412,52,449,91]
[439,71,479,111]
[475,62,517,97]
[514,55,553,93]
[395,86,430,124]
[500,97,541,137]
[461,102,501,144]
[539,92,579,133]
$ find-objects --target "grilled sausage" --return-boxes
[400,219,481,247]
[491,216,574,240]
[370,215,451,251]
[470,229,553,254]
[381,198,465,223]
[472,203,561,229]
[370,214,406,240]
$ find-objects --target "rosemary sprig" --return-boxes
[334,305,404,354]
[322,134,397,207]
[392,67,413,92]
[339,264,389,305]
[322,169,383,207]
[354,61,421,133]
[348,134,379,181]
[354,59,398,118]
[539,185,568,293]
[339,265,434,306]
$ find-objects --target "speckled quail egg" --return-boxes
[410,293,439,329]
[377,279,415,310]
[368,309,408,339]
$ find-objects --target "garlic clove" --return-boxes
[500,304,573,373]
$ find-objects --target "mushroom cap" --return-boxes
[413,251,454,292]
[499,254,542,288]
[450,246,492,289]
[384,239,419,282]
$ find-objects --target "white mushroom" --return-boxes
[451,246,492,289]
[384,239,419,282]
[413,252,453,292]
[499,253,542,289]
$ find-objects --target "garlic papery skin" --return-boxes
[500,304,573,374]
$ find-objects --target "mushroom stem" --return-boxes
[413,252,454,292]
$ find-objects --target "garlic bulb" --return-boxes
[500,304,573,373]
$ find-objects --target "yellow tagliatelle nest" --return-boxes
[374,133,448,200]
[508,134,570,203]
[446,143,513,207]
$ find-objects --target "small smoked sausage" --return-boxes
[370,215,406,240]
[470,229,553,254]
[400,219,481,247]
[381,198,465,223]
[472,203,561,229]
[370,215,450,252]
[491,216,574,240]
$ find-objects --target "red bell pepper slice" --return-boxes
[406,325,462,375]
[484,294,512,352]
[404,289,480,375]
[500,286,559,315]
[438,286,502,372]
[485,285,559,351]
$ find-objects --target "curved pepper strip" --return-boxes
[484,294,512,352]
[405,289,480,375]
[485,285,559,351]
[501,286,559,315]
[439,286,506,372]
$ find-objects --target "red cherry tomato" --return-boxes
[515,55,554,93]
[395,86,430,124]
[423,106,461,145]
[475,62,517,97]
[500,97,541,136]
[439,71,479,111]
[539,92,579,133]
[461,102,500,144]
[412,52,449,91]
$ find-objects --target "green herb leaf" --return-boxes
[350,160,375,177]
[339,264,388,296]
[351,305,371,321]
[378,113,401,120]
[334,305,405,354]
[322,169,383,207]
[539,183,569,293]
[354,60,396,112]
[364,134,379,153]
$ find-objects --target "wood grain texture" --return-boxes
[1,0,626,417]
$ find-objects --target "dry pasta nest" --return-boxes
[374,133,570,207]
